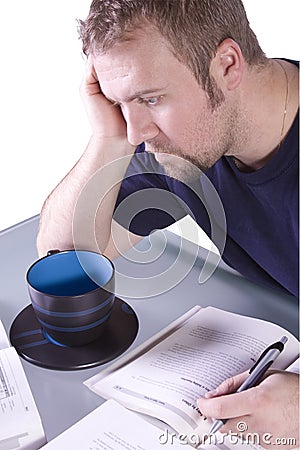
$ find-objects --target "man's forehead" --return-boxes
[94,25,172,69]
[92,26,195,103]
[95,51,168,103]
[93,29,175,85]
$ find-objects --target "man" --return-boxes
[37,0,299,447]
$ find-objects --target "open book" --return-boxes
[0,319,46,450]
[84,306,299,446]
[40,399,184,449]
[40,398,265,450]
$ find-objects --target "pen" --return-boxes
[209,335,288,435]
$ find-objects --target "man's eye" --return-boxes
[139,96,162,106]
[147,97,160,105]
[146,96,161,106]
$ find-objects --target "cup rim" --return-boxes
[26,249,115,298]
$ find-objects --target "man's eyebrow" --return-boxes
[107,86,168,104]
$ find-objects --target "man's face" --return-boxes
[94,26,236,174]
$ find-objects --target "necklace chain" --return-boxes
[233,59,289,170]
[275,59,289,150]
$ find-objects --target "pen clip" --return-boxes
[249,339,285,374]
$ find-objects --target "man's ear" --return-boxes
[210,38,244,91]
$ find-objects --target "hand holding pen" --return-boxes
[207,336,288,435]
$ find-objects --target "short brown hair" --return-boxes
[78,0,267,102]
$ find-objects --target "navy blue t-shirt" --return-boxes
[115,77,299,298]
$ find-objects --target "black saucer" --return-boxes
[10,298,138,371]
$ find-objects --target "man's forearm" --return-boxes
[37,136,133,257]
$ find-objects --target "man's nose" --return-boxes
[124,107,159,146]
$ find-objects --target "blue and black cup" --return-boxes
[26,249,115,347]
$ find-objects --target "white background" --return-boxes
[0,1,298,233]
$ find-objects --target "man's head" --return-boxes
[79,0,267,107]
[78,0,268,174]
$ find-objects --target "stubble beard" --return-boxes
[146,129,234,184]
[146,101,239,184]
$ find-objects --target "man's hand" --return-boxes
[197,370,299,449]
[80,55,129,142]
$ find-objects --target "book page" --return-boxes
[0,320,10,350]
[40,399,265,450]
[0,347,46,449]
[41,399,185,450]
[286,356,300,374]
[93,305,202,380]
[85,307,299,438]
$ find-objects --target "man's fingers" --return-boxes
[198,385,260,420]
[81,55,104,97]
[205,371,249,398]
